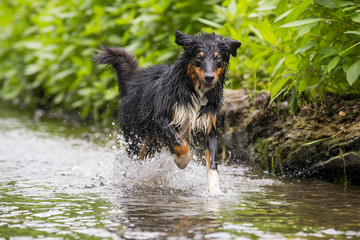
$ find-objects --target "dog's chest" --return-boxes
[171,94,209,138]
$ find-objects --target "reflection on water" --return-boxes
[1,110,360,239]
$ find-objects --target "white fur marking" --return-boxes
[207,169,223,194]
[171,94,209,138]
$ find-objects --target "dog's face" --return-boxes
[175,31,241,92]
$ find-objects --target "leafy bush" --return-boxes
[200,0,360,110]
[0,0,220,125]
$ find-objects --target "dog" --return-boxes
[93,31,241,194]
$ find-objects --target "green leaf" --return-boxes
[346,60,360,86]
[104,86,118,101]
[249,25,264,41]
[315,0,338,8]
[52,69,76,81]
[298,76,308,93]
[351,13,360,23]
[16,41,43,50]
[59,45,76,62]
[271,75,291,99]
[285,54,299,71]
[256,21,278,46]
[295,42,314,55]
[339,42,360,57]
[285,0,313,22]
[197,18,222,28]
[274,0,288,18]
[25,64,40,76]
[297,22,319,38]
[345,31,360,35]
[315,0,355,8]
[319,47,338,60]
[303,136,332,146]
[272,57,285,77]
[278,18,325,28]
[343,5,360,12]
[274,9,293,23]
[228,0,237,17]
[53,92,64,105]
[78,88,94,97]
[340,1,356,7]
[327,56,340,73]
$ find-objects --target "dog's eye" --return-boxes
[216,56,222,62]
[195,56,202,63]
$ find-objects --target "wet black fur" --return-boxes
[93,31,240,169]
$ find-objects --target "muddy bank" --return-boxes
[220,89,360,184]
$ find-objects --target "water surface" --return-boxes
[1,107,360,239]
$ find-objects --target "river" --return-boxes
[1,106,360,239]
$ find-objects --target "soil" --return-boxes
[220,89,360,184]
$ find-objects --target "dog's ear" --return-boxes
[221,38,241,57]
[175,31,194,48]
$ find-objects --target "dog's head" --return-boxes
[175,31,241,92]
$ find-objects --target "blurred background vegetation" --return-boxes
[1,0,359,126]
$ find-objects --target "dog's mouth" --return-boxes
[202,81,215,89]
[198,76,218,92]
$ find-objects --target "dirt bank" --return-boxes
[220,89,360,184]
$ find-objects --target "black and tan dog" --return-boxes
[94,31,240,194]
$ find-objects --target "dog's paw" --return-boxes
[207,169,224,195]
[173,139,191,169]
[174,151,191,169]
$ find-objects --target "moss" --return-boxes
[275,146,284,176]
[253,139,270,171]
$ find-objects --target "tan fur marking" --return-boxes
[139,135,149,160]
[186,63,193,76]
[173,138,189,157]
[195,67,205,82]
[205,148,211,170]
[214,65,225,83]
[214,52,219,58]
[187,63,205,88]
[199,52,204,57]
[187,63,200,89]
[205,113,217,135]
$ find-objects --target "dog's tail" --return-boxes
[93,45,139,96]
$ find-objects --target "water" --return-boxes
[1,108,360,239]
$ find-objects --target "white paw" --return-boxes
[174,151,191,169]
[207,169,224,195]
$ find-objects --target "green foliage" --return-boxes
[200,0,360,106]
[1,0,359,126]
[0,0,220,125]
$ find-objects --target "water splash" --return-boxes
[106,134,278,199]
[110,139,206,196]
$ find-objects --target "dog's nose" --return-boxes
[204,73,215,82]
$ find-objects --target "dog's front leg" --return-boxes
[205,128,222,194]
[156,118,191,169]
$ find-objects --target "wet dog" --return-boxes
[93,31,240,194]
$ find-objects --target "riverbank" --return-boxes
[220,89,360,185]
